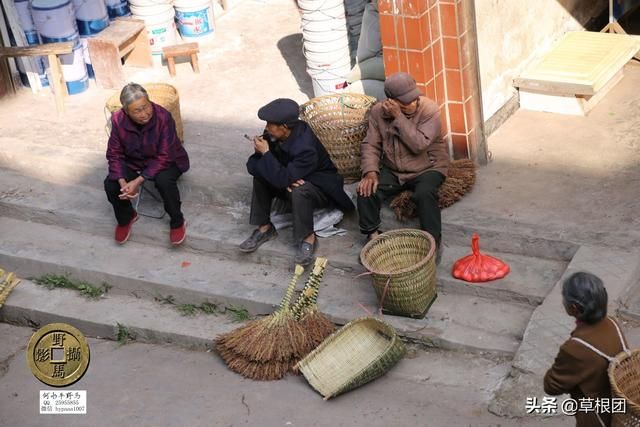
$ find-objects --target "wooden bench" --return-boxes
[162,43,200,77]
[0,42,73,113]
[87,18,153,89]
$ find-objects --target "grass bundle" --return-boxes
[390,159,476,221]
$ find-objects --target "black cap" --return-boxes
[257,98,300,125]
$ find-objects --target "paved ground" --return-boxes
[2,0,640,425]
[0,323,567,427]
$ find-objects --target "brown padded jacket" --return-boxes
[360,96,449,183]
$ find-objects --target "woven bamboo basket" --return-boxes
[300,93,376,183]
[105,83,184,142]
[610,349,640,427]
[295,317,406,400]
[360,229,437,318]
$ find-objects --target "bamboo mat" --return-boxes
[515,31,640,95]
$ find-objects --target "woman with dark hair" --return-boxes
[544,272,628,427]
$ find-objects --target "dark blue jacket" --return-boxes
[246,121,354,213]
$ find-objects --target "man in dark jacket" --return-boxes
[241,98,354,266]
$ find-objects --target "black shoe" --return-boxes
[239,225,277,253]
[294,239,317,266]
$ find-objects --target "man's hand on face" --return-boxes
[381,99,402,119]
[254,136,270,154]
[357,171,379,198]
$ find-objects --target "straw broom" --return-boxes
[0,269,20,309]
[290,258,335,358]
[215,265,306,380]
[390,159,476,221]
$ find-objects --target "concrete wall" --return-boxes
[475,0,607,122]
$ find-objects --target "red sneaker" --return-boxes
[115,212,138,244]
[170,222,186,246]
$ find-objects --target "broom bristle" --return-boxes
[227,356,292,381]
[296,311,336,359]
[390,159,476,220]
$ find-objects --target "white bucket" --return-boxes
[297,0,342,11]
[131,4,177,55]
[58,38,89,94]
[79,36,94,78]
[298,3,345,21]
[174,0,214,41]
[308,63,350,97]
[31,0,78,41]
[72,0,109,36]
[104,0,130,19]
[302,27,347,43]
[14,0,41,44]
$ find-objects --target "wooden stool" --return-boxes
[87,18,153,89]
[0,42,73,113]
[162,43,200,77]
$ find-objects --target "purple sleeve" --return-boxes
[106,116,126,180]
[141,114,179,179]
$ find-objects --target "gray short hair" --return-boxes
[562,272,608,324]
[120,83,149,110]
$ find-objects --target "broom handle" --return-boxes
[280,264,305,310]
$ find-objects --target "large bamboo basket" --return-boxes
[295,317,406,400]
[610,349,640,426]
[105,83,184,142]
[300,93,376,183]
[360,229,437,318]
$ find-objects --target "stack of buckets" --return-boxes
[72,0,110,79]
[13,0,49,88]
[30,0,89,94]
[129,0,214,61]
[298,0,351,97]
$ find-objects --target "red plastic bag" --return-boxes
[452,233,510,283]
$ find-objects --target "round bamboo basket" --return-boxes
[105,83,184,142]
[295,317,406,400]
[360,229,437,318]
[300,93,376,183]
[610,349,640,426]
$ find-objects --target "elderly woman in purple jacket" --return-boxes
[105,83,190,245]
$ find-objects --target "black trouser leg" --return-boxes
[104,168,139,226]
[288,182,330,242]
[249,177,286,227]
[154,165,184,229]
[407,170,445,244]
[357,166,404,234]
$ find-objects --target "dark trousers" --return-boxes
[357,166,445,243]
[249,177,330,242]
[104,165,185,228]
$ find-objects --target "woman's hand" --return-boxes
[119,177,143,200]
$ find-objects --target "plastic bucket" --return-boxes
[298,3,345,21]
[174,0,214,40]
[308,61,350,97]
[72,0,109,36]
[79,36,94,78]
[58,38,89,94]
[14,0,41,44]
[104,0,130,19]
[31,0,78,40]
[130,4,177,55]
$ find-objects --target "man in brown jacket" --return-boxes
[544,272,628,427]
[357,72,449,253]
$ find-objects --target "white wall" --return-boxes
[475,0,607,121]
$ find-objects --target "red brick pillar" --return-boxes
[378,0,487,163]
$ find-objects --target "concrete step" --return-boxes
[0,280,243,350]
[0,169,568,306]
[0,217,534,355]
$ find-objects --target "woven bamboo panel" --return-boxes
[515,31,640,95]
